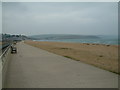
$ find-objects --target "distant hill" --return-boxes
[28,34,100,40]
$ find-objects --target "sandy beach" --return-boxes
[25,40,118,74]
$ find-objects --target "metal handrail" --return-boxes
[1,45,11,89]
[0,45,11,63]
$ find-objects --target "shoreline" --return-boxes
[25,40,118,74]
[33,40,118,46]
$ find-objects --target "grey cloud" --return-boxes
[0,2,2,33]
[2,2,118,35]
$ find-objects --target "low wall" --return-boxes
[1,47,12,88]
[0,53,2,89]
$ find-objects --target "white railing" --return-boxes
[0,46,11,66]
[0,45,11,89]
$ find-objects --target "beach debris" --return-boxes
[106,45,110,47]
[60,48,71,50]
[99,55,103,57]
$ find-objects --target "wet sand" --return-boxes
[25,40,118,74]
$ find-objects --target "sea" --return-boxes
[31,35,119,45]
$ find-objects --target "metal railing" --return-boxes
[0,45,11,66]
[0,45,11,88]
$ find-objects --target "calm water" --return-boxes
[32,35,118,45]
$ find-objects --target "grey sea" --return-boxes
[31,35,118,45]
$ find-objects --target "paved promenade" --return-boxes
[5,42,118,88]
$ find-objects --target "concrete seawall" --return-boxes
[0,54,2,89]
[0,47,12,88]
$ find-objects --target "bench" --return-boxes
[11,46,17,53]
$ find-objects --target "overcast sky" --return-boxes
[2,2,118,36]
[0,2,2,33]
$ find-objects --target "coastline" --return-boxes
[25,40,118,74]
